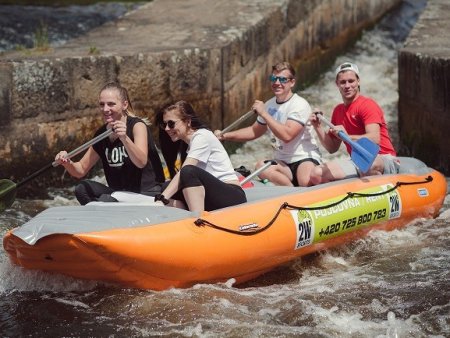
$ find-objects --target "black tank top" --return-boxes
[93,116,164,193]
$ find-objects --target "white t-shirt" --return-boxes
[256,93,322,164]
[187,129,238,182]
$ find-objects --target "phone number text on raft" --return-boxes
[318,208,387,237]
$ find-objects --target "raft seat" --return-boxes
[396,157,431,175]
[244,186,303,203]
[243,157,432,204]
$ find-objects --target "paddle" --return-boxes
[315,113,379,173]
[0,128,113,212]
[218,109,256,136]
[239,160,277,186]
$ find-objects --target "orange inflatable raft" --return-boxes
[3,157,447,290]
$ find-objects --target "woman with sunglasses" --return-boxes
[154,100,247,212]
[215,61,322,187]
[54,82,165,205]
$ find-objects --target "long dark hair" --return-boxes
[155,101,209,178]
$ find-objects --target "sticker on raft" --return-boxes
[239,223,259,231]
[417,188,429,197]
[292,184,402,249]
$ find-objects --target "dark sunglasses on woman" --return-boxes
[159,119,181,130]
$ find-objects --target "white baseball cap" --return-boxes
[335,62,360,78]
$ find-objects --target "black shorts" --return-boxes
[75,179,162,205]
[286,158,320,187]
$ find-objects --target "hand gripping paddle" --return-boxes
[0,128,113,212]
[316,113,379,174]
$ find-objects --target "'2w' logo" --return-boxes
[297,219,312,248]
[389,194,401,218]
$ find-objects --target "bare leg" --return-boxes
[183,186,205,212]
[168,199,187,210]
[296,161,318,187]
[256,160,293,186]
[310,161,347,185]
[362,155,384,176]
[310,165,325,185]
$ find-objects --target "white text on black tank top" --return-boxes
[105,146,128,167]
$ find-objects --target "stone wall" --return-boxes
[398,0,450,175]
[0,0,401,191]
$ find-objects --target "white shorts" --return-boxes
[335,154,400,178]
[335,159,359,178]
[381,154,400,174]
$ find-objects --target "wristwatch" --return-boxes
[154,194,170,205]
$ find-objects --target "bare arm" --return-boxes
[161,157,199,199]
[252,100,303,143]
[219,121,267,142]
[55,146,100,179]
[260,115,303,143]
[350,123,381,144]
[114,120,148,168]
[309,113,342,154]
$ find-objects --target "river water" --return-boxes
[1,1,449,337]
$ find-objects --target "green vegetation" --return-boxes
[10,21,51,54]
[0,0,150,5]
[89,46,100,55]
[33,20,50,50]
[14,45,26,52]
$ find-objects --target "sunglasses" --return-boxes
[159,119,181,130]
[269,74,293,84]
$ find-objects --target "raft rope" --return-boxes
[193,176,433,236]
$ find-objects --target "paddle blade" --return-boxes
[350,137,380,173]
[0,179,17,212]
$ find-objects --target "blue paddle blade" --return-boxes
[350,137,380,173]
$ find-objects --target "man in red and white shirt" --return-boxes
[309,62,398,185]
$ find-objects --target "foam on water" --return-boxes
[0,258,99,294]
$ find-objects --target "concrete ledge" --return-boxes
[398,0,450,175]
[0,0,401,190]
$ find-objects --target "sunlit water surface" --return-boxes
[1,1,449,337]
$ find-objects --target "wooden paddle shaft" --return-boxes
[316,113,336,129]
[16,128,113,189]
[51,128,113,167]
[220,110,255,135]
[240,160,276,186]
[316,113,355,146]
